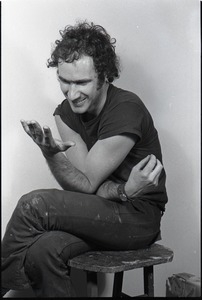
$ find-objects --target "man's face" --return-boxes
[57,56,105,115]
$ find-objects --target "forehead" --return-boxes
[58,56,97,79]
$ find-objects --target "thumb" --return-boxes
[62,141,75,150]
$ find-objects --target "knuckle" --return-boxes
[148,175,155,184]
[141,172,148,180]
[150,178,155,185]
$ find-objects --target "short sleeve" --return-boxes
[98,102,147,140]
[53,99,80,133]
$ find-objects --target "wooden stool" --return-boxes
[68,243,174,297]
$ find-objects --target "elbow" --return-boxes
[57,170,100,194]
[86,184,98,194]
[86,176,102,194]
[61,181,98,194]
[81,173,100,194]
[78,181,97,194]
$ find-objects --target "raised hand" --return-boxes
[125,154,163,198]
[20,119,75,157]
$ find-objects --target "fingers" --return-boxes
[136,155,151,170]
[136,154,163,187]
[53,140,75,152]
[43,126,53,146]
[62,141,76,150]
[20,119,32,137]
[150,159,163,186]
[43,126,75,153]
[21,120,75,154]
[143,154,157,174]
[30,121,44,142]
[143,158,163,187]
[21,119,43,143]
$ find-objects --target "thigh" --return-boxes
[23,189,161,250]
[32,189,120,242]
[23,189,127,248]
[111,200,162,249]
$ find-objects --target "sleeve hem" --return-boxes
[98,127,142,140]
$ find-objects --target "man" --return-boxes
[2,21,167,297]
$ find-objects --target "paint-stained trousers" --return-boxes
[1,188,162,297]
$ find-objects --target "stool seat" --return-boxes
[68,243,174,297]
[68,243,173,273]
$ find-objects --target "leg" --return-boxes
[112,272,124,297]
[24,231,95,297]
[2,188,161,290]
[86,271,98,297]
[144,265,154,297]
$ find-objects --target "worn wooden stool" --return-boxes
[68,243,174,297]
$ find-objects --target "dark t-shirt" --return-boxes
[54,84,168,211]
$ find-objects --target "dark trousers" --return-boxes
[2,188,162,297]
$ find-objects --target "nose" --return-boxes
[67,84,80,101]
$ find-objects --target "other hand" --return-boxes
[125,154,163,198]
[20,119,75,157]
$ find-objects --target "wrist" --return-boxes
[117,183,131,202]
[125,182,141,198]
[41,149,55,159]
[124,182,131,198]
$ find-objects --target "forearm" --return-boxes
[96,178,140,200]
[43,151,94,193]
[96,179,120,199]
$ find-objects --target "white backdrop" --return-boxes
[2,0,200,297]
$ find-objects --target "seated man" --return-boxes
[2,21,168,297]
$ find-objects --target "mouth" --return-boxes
[72,98,87,107]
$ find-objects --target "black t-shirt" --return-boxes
[54,84,168,211]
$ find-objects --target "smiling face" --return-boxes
[57,56,108,117]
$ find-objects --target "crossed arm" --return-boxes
[20,116,163,199]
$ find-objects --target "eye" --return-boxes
[78,82,88,86]
[59,78,70,84]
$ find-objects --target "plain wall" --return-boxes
[2,0,200,297]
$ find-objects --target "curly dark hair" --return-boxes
[47,21,120,84]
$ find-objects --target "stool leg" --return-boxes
[143,265,154,297]
[112,271,124,297]
[86,271,98,297]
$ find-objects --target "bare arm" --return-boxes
[55,116,163,199]
[21,117,163,197]
[96,154,163,199]
[21,118,136,194]
[55,115,88,172]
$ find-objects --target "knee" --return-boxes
[18,190,43,206]
[16,190,48,216]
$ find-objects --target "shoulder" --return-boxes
[104,84,151,119]
[106,84,149,115]
[108,84,142,104]
[98,84,154,140]
[53,99,81,132]
[53,99,70,116]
